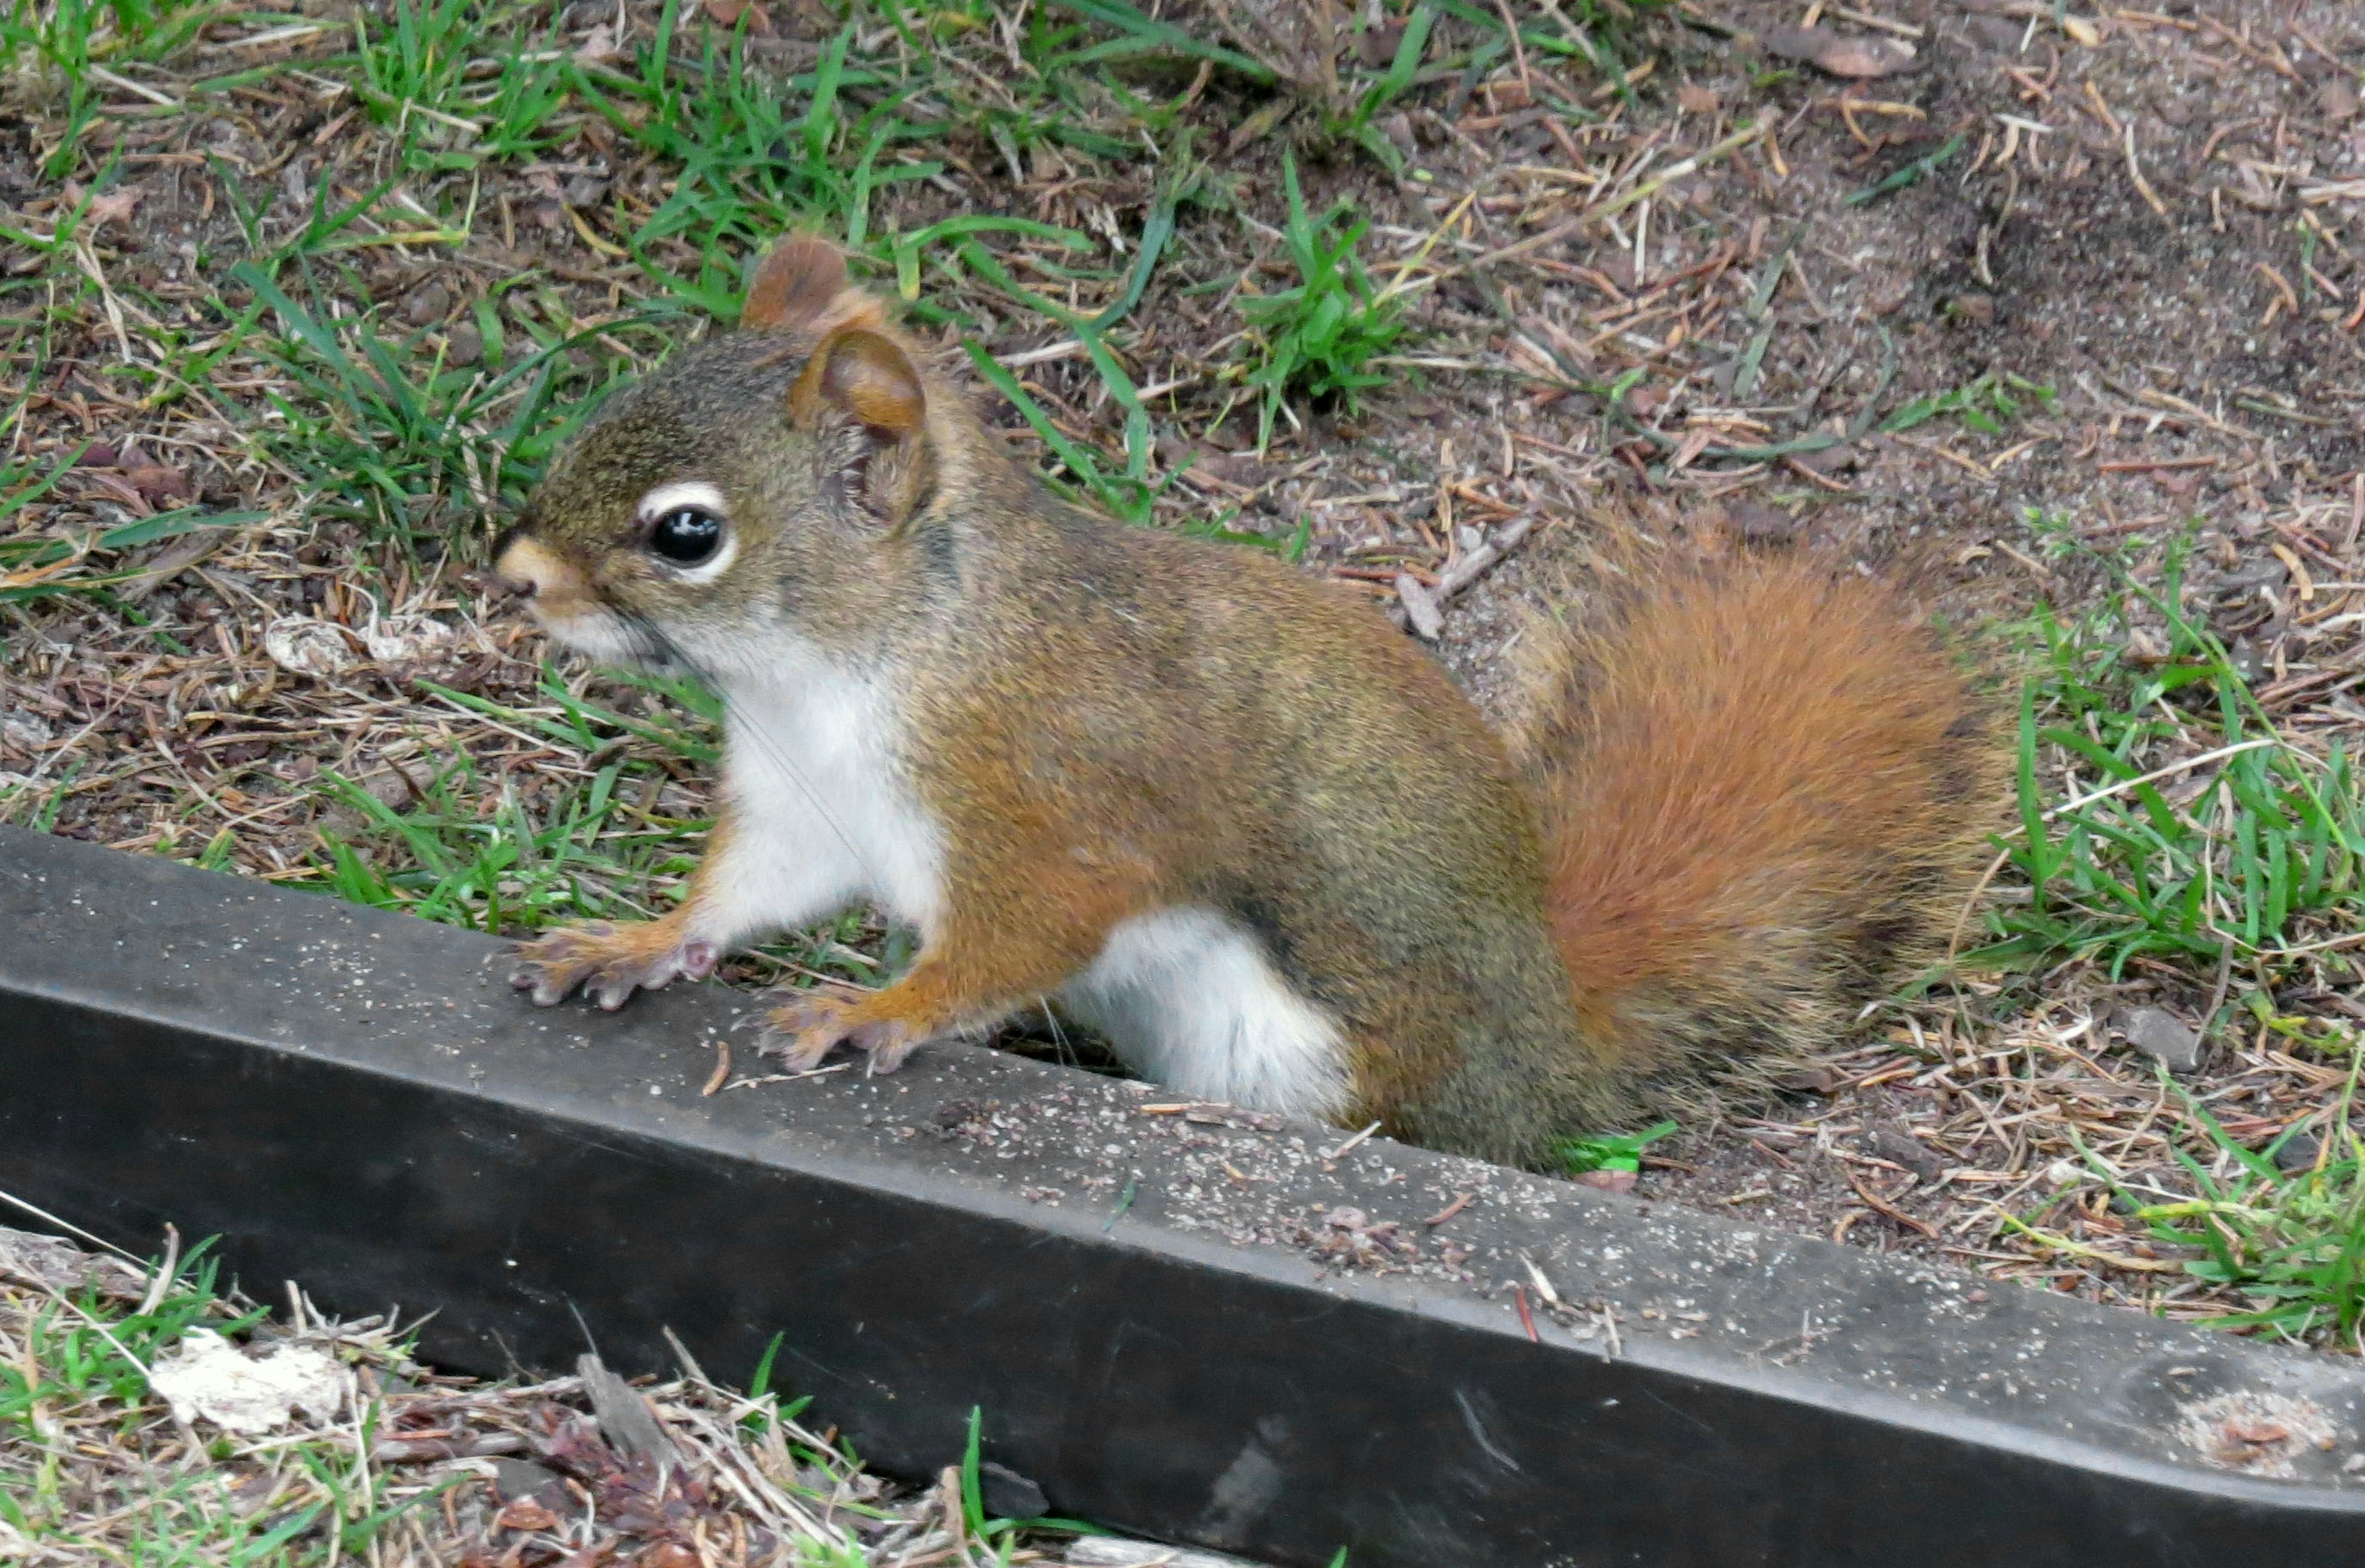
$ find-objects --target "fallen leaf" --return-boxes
[84,471,155,512]
[2060,15,2101,47]
[1763,26,1918,80]
[494,1496,562,1533]
[1354,22,1404,68]
[0,1222,147,1300]
[2225,1420,2291,1445]
[122,462,191,503]
[573,20,621,64]
[85,186,144,227]
[362,613,456,665]
[1677,83,1719,115]
[701,0,770,31]
[263,617,362,680]
[148,1328,349,1434]
[1793,441,1862,478]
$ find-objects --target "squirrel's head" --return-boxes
[492,236,942,681]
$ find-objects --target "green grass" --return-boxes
[232,257,676,546]
[2075,1043,2365,1351]
[574,10,932,308]
[955,1408,1101,1561]
[349,0,569,172]
[213,1,1232,546]
[1556,1119,1676,1179]
[1328,3,1435,171]
[1045,0,1277,86]
[1429,0,1666,110]
[0,501,264,607]
[312,669,718,934]
[1881,370,2057,437]
[1,0,221,176]
[1970,520,2365,984]
[1237,155,1404,452]
[0,1237,444,1564]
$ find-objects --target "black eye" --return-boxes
[647,507,722,565]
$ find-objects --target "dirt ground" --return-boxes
[4,0,2365,1365]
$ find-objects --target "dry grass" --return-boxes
[2,1219,1213,1566]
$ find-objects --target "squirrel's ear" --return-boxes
[788,328,926,442]
[741,236,847,332]
[790,328,933,524]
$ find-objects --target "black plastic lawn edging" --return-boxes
[4,828,2365,1566]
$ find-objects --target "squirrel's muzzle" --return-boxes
[491,530,586,608]
[487,523,538,598]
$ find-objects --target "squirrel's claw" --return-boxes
[758,991,916,1073]
[509,922,716,1009]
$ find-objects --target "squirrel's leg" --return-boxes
[511,811,832,1009]
[760,898,1119,1072]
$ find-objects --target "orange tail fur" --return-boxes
[1511,553,2003,1102]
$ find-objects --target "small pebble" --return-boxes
[2117,1006,2202,1075]
[401,280,451,327]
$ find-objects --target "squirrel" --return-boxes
[490,236,2001,1170]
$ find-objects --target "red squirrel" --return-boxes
[490,237,2000,1168]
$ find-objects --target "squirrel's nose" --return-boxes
[467,566,536,601]
[486,523,538,599]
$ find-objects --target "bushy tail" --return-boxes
[1509,552,2003,1104]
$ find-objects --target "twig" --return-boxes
[2123,124,2169,219]
[1423,1192,1474,1227]
[1841,1169,1939,1238]
[2045,738,2278,820]
[0,1185,145,1264]
[86,64,180,107]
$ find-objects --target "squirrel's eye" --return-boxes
[648,507,722,565]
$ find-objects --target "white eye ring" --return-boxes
[636,481,736,583]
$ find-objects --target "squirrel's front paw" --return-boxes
[758,990,916,1073]
[509,921,717,1010]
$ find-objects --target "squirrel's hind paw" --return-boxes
[509,921,716,1009]
[758,990,916,1074]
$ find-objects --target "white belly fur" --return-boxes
[706,649,946,942]
[1060,906,1351,1121]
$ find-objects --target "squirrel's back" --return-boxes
[1508,551,2001,1111]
